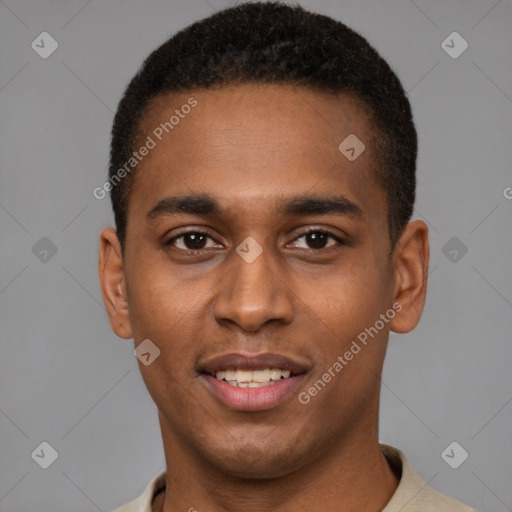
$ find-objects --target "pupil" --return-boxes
[307,232,327,249]
[185,233,206,249]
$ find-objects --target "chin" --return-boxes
[199,434,308,480]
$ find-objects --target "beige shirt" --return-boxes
[112,444,477,512]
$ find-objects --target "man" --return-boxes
[99,2,477,511]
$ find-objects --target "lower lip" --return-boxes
[201,374,306,411]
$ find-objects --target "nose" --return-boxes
[213,243,294,332]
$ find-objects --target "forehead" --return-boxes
[129,84,383,224]
[138,83,374,160]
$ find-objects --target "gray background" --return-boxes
[1,0,511,511]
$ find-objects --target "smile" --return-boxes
[197,352,309,411]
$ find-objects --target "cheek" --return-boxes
[125,250,190,336]
[302,259,389,338]
[125,256,213,371]
[127,271,199,409]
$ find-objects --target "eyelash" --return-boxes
[165,228,346,254]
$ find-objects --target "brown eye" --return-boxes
[289,230,344,251]
[305,231,329,249]
[166,231,219,251]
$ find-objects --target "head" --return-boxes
[99,2,428,479]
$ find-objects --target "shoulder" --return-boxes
[380,444,478,512]
[110,470,166,512]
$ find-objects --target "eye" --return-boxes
[165,228,345,254]
[165,230,221,252]
[288,229,345,251]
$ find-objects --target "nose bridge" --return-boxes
[214,238,293,331]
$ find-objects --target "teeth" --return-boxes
[214,368,292,387]
[224,370,236,381]
[252,369,270,382]
[269,369,281,380]
[240,381,270,388]
[269,369,290,380]
[235,369,253,383]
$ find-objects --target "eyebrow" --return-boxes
[146,193,363,221]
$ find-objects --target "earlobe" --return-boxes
[389,220,430,334]
[98,227,133,339]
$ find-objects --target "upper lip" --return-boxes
[198,352,310,375]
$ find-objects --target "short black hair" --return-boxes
[109,1,417,252]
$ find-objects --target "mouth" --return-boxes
[197,352,309,411]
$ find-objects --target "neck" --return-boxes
[155,411,399,512]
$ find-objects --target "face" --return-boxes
[99,84,428,479]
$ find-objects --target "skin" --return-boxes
[99,84,429,512]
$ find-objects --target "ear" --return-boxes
[98,227,133,339]
[389,220,430,334]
